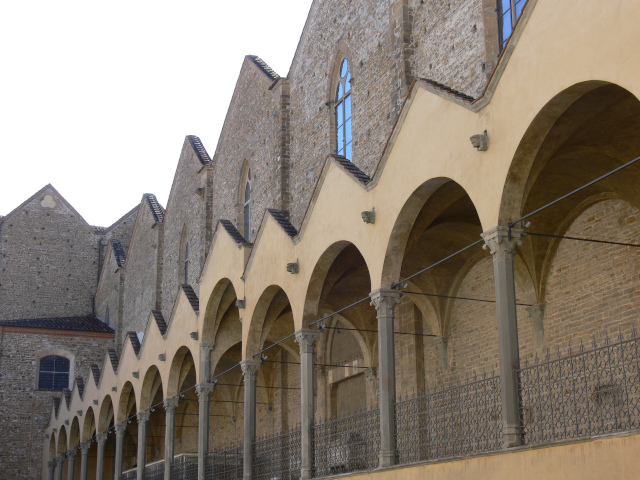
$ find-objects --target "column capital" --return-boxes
[481,226,523,261]
[54,456,64,466]
[114,423,126,437]
[370,288,402,314]
[196,382,216,398]
[96,432,108,444]
[66,449,77,459]
[80,442,91,454]
[163,397,180,411]
[295,328,321,354]
[136,410,151,424]
[48,460,56,469]
[241,359,261,378]
[200,342,215,353]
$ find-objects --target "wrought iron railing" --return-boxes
[519,330,640,445]
[143,458,164,480]
[122,467,136,480]
[171,453,198,480]
[253,426,301,480]
[313,404,380,477]
[206,443,244,480]
[395,373,502,463]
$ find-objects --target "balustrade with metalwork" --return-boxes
[313,404,380,477]
[253,426,301,480]
[395,373,502,464]
[519,329,640,445]
[205,443,244,480]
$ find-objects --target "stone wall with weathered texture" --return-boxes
[210,57,284,242]
[123,200,164,339]
[95,247,124,345]
[161,140,210,320]
[0,186,99,320]
[0,328,113,480]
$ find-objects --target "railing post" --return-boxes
[96,433,108,480]
[370,288,403,468]
[482,225,524,447]
[241,359,261,480]
[114,423,125,480]
[136,411,151,480]
[164,398,179,480]
[79,442,90,480]
[54,455,64,480]
[66,450,77,480]
[295,328,321,480]
[197,382,216,480]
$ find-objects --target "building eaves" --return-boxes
[151,310,167,336]
[420,78,476,103]
[0,315,114,333]
[187,135,212,165]
[144,194,165,223]
[220,220,248,245]
[267,209,298,239]
[127,331,141,356]
[111,239,126,268]
[181,284,200,314]
[330,155,371,185]
[248,55,279,81]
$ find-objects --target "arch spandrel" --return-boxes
[56,424,68,455]
[116,381,137,424]
[97,394,114,433]
[69,416,81,449]
[167,346,196,397]
[139,365,165,411]
[81,406,96,442]
[202,278,239,345]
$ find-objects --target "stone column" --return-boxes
[136,411,151,480]
[163,398,179,480]
[370,288,402,468]
[96,433,108,480]
[79,442,90,480]
[54,456,64,480]
[482,225,524,447]
[196,382,216,480]
[295,329,321,480]
[66,450,77,480]
[114,423,126,480]
[241,359,261,480]
[200,342,215,382]
[48,460,56,480]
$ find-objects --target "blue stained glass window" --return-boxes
[38,355,70,390]
[335,57,353,162]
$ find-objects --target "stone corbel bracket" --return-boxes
[470,130,489,151]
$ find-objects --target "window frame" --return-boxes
[35,349,74,391]
[243,168,252,242]
[497,0,526,52]
[334,57,353,162]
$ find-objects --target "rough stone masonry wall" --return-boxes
[410,0,487,98]
[95,249,123,343]
[210,59,282,242]
[0,329,113,480]
[0,190,99,320]
[161,143,209,320]
[123,203,163,338]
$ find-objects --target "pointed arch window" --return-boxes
[335,58,352,161]
[243,169,252,241]
[179,226,189,285]
[497,0,525,52]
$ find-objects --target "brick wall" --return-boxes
[0,328,113,480]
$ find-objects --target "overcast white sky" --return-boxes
[0,0,313,226]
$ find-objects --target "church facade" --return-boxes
[2,1,640,479]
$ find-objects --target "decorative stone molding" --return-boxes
[77,410,83,416]
[361,208,376,224]
[190,331,199,340]
[54,456,64,467]
[80,442,91,454]
[136,411,151,424]
[370,288,403,316]
[92,399,98,405]
[286,261,299,274]
[235,298,246,309]
[64,419,69,425]
[295,329,321,354]
[241,359,261,379]
[96,432,108,443]
[111,386,117,392]
[481,226,523,261]
[132,370,139,379]
[470,130,489,151]
[163,397,179,411]
[158,353,166,362]
[66,449,77,458]
[114,423,126,437]
[196,382,216,398]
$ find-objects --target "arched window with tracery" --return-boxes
[38,355,70,390]
[243,169,252,241]
[335,58,352,161]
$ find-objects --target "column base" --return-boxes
[301,466,313,480]
[379,450,396,468]
[503,426,523,448]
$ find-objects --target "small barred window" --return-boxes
[39,355,70,390]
